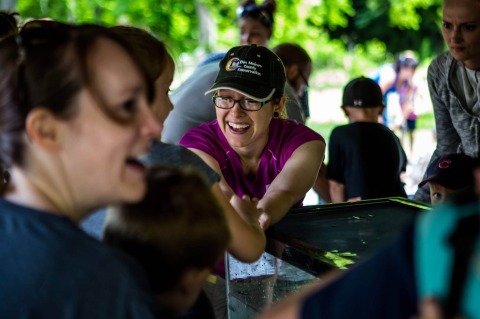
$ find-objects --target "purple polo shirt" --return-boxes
[180,118,324,207]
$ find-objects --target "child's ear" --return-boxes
[378,105,386,116]
[25,108,61,152]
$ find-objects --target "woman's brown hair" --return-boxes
[110,25,169,82]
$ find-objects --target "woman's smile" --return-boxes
[227,121,251,133]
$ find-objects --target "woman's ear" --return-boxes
[274,96,286,116]
[25,108,61,152]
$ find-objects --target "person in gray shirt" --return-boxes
[414,0,480,203]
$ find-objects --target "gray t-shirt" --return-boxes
[162,62,219,144]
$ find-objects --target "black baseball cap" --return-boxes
[342,76,384,108]
[205,45,286,102]
[418,153,476,189]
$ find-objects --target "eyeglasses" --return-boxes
[213,95,273,111]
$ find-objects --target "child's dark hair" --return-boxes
[103,165,230,294]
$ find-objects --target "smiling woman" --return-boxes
[0,20,161,318]
[181,45,325,229]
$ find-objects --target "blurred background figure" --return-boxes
[372,50,419,155]
[272,42,311,124]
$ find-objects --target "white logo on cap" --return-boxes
[225,57,262,76]
[353,99,363,106]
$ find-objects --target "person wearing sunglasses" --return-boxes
[0,20,162,318]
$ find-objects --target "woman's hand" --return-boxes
[230,194,262,226]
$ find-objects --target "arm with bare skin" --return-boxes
[188,148,266,262]
[329,179,346,203]
[313,163,332,203]
[257,140,325,229]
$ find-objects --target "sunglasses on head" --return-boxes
[236,4,273,28]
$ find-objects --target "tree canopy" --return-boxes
[7,0,446,70]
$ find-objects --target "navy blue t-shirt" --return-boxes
[301,222,418,319]
[0,199,161,319]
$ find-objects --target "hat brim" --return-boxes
[418,178,433,188]
[418,176,471,189]
[205,80,275,102]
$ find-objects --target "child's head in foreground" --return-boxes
[103,165,230,316]
[418,153,476,205]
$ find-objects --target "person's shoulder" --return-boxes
[188,120,219,135]
[170,62,220,98]
[428,51,452,76]
[180,120,223,147]
[275,119,323,139]
[199,52,226,66]
[328,123,350,138]
[283,84,305,124]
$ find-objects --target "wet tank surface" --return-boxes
[226,197,430,318]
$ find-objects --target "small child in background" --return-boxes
[418,153,476,205]
[326,76,408,202]
[103,166,230,319]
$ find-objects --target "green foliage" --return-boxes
[14,0,445,74]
